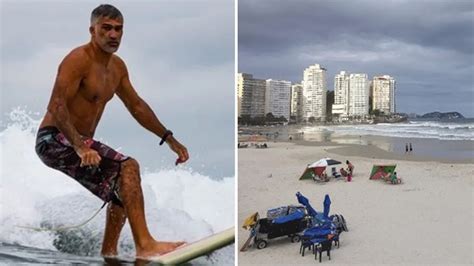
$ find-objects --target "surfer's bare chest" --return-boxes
[77,62,121,104]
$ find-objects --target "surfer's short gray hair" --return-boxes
[91,4,123,25]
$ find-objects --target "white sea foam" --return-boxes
[0,109,234,264]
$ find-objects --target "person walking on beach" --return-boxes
[35,4,189,258]
[409,143,413,154]
[405,143,409,154]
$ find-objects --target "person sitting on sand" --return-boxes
[381,170,392,182]
[390,172,402,184]
[340,168,348,177]
[315,171,329,182]
[321,171,329,182]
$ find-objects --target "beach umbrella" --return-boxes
[308,158,342,168]
[323,194,331,219]
[299,166,325,180]
[299,158,341,180]
[369,164,397,180]
[296,192,318,218]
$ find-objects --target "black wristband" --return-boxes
[159,130,173,145]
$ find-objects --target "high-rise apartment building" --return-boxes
[332,71,350,119]
[265,79,291,121]
[302,64,327,122]
[237,73,266,118]
[291,83,304,122]
[348,73,370,116]
[372,75,396,114]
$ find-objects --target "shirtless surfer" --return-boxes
[35,4,189,258]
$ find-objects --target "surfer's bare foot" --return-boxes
[136,240,186,258]
[100,250,118,258]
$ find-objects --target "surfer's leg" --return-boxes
[101,202,127,257]
[118,158,185,257]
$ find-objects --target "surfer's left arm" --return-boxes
[115,58,189,163]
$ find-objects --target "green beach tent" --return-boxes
[369,164,397,180]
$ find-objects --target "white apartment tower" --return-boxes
[372,75,396,114]
[237,73,266,118]
[302,64,327,122]
[348,73,370,116]
[265,79,292,121]
[291,83,304,122]
[332,71,350,118]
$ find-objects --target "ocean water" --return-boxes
[0,109,234,265]
[301,120,474,160]
[301,119,474,141]
[240,119,474,161]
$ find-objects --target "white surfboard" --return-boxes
[149,227,234,265]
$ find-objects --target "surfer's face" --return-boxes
[90,16,123,53]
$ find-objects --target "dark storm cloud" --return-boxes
[239,0,474,116]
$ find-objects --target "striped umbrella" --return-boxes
[299,158,341,180]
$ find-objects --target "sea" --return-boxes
[0,109,235,265]
[240,118,474,161]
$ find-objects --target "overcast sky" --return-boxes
[239,0,474,117]
[1,0,235,178]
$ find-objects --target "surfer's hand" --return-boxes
[167,137,189,164]
[77,146,101,167]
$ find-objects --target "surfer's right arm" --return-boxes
[46,50,101,167]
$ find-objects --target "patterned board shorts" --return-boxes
[35,126,129,206]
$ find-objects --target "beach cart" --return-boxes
[241,205,311,250]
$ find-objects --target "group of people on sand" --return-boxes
[374,166,402,184]
[319,160,354,182]
[237,142,268,149]
[317,160,402,185]
[382,170,402,184]
[341,160,354,182]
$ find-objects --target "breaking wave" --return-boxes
[0,108,234,264]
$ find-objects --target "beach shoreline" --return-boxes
[239,131,474,164]
[238,141,473,265]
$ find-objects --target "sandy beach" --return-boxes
[238,140,473,265]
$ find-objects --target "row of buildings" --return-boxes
[238,64,396,123]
